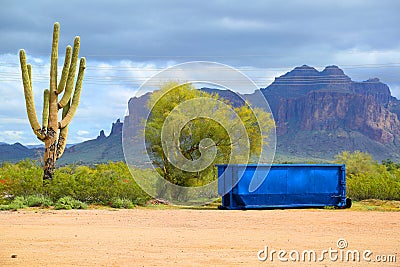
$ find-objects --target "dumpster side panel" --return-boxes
[218,164,347,209]
[255,166,287,194]
[287,167,313,194]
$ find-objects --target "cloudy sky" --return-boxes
[1,0,400,145]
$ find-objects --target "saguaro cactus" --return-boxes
[19,22,85,181]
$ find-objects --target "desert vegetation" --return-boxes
[0,151,399,210]
[335,151,400,200]
[0,160,150,210]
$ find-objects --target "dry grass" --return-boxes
[351,199,400,212]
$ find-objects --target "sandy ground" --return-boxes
[0,208,399,267]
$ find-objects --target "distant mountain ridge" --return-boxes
[2,65,400,164]
[0,142,40,163]
[0,120,124,164]
[256,65,400,161]
[58,119,124,165]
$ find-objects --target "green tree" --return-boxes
[334,150,378,175]
[145,82,275,187]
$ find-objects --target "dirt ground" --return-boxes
[0,208,399,266]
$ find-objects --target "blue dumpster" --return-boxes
[217,164,351,209]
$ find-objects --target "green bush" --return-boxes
[25,195,53,207]
[4,196,27,210]
[110,198,135,209]
[0,160,151,207]
[0,195,53,210]
[48,162,150,205]
[0,204,12,210]
[347,171,400,201]
[335,150,378,176]
[335,152,400,201]
[0,196,27,210]
[54,196,88,210]
[0,160,43,197]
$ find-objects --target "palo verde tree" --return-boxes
[19,22,85,181]
[334,150,378,175]
[145,82,275,189]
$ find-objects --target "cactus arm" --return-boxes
[50,22,59,95]
[62,99,70,119]
[58,37,80,108]
[48,21,59,131]
[59,57,85,129]
[56,101,70,159]
[48,22,59,133]
[27,64,32,88]
[42,89,50,129]
[56,127,68,159]
[19,49,45,140]
[56,45,72,95]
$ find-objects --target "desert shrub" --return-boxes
[9,196,27,210]
[54,196,88,210]
[0,195,53,210]
[382,158,400,171]
[0,160,43,197]
[0,204,13,210]
[334,150,378,175]
[0,160,151,207]
[347,171,400,201]
[25,195,53,207]
[335,152,400,201]
[47,165,82,201]
[0,196,27,210]
[110,198,135,209]
[49,162,150,205]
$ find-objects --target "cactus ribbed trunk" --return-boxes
[19,22,85,182]
[43,90,59,180]
[43,22,60,180]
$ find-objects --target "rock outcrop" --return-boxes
[260,65,400,160]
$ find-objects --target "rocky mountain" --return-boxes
[0,142,40,163]
[2,65,399,164]
[58,119,124,165]
[256,65,400,161]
